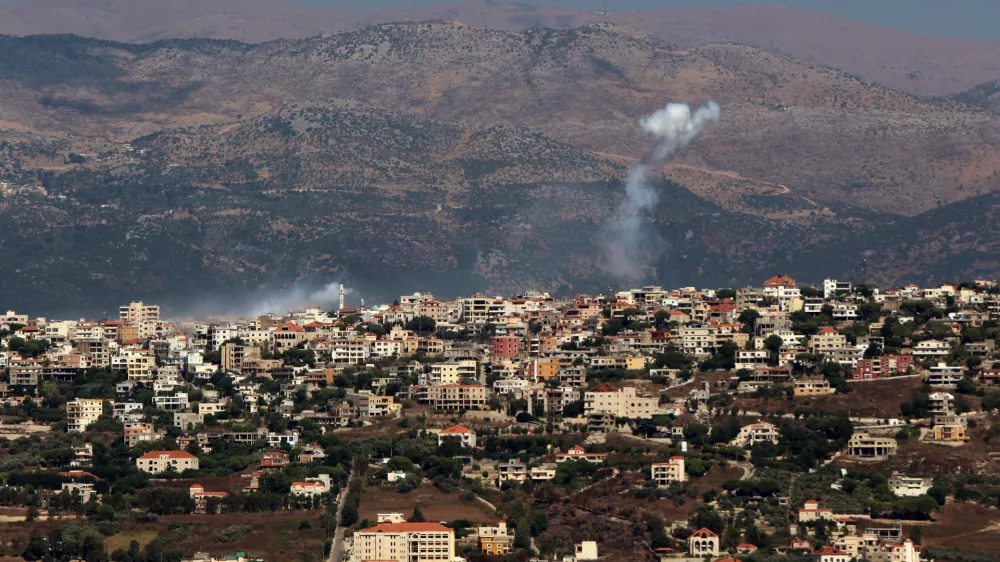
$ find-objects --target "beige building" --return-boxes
[583,383,660,418]
[221,343,261,372]
[809,327,848,354]
[120,302,160,324]
[426,359,478,385]
[136,450,200,473]
[847,433,898,461]
[360,396,402,418]
[651,456,685,485]
[351,522,455,562]
[413,383,491,411]
[688,528,719,557]
[67,399,105,433]
[794,378,835,397]
[730,422,780,447]
[125,351,157,382]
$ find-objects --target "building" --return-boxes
[812,546,852,562]
[413,382,491,411]
[350,522,455,562]
[489,336,522,360]
[735,350,770,371]
[360,396,402,418]
[688,528,719,557]
[67,399,105,433]
[136,450,200,473]
[888,473,933,497]
[824,279,853,298]
[928,392,954,416]
[651,457,685,485]
[189,484,228,512]
[261,451,290,470]
[556,445,608,464]
[477,521,511,556]
[221,343,261,372]
[291,474,331,497]
[583,383,660,418]
[575,541,599,561]
[847,433,898,461]
[120,301,160,323]
[794,379,835,397]
[434,425,477,448]
[799,500,835,522]
[730,422,780,448]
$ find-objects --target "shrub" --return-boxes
[215,524,253,543]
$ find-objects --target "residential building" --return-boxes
[413,382,491,411]
[433,425,477,448]
[120,302,160,324]
[291,474,331,497]
[489,336,522,360]
[575,541,599,561]
[350,522,455,562]
[888,473,933,497]
[261,451,290,470]
[136,450,199,473]
[730,422,780,448]
[360,396,401,418]
[651,457,685,485]
[688,528,719,557]
[67,399,105,433]
[583,383,660,418]
[556,445,607,464]
[847,433,898,461]
[812,546,852,562]
[799,500,835,522]
[794,379,835,397]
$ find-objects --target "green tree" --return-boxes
[409,506,426,522]
[514,518,531,550]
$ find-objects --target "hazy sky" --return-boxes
[284,0,1000,41]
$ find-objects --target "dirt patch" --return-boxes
[736,376,924,418]
[358,481,495,524]
[912,502,1000,554]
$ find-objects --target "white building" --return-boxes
[67,399,105,433]
[651,457,685,485]
[433,425,477,448]
[730,422,780,448]
[583,383,660,418]
[888,473,933,498]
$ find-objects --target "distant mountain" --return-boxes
[1,26,1000,313]
[3,0,1000,96]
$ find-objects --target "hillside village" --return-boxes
[3,276,1000,562]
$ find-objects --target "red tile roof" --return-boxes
[360,522,452,533]
[440,425,474,434]
[690,528,718,538]
[588,382,621,393]
[138,450,197,460]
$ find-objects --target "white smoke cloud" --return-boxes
[242,282,354,317]
[602,101,720,279]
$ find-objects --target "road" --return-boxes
[327,469,354,562]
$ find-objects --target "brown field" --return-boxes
[0,511,327,562]
[835,439,1000,476]
[910,502,1000,554]
[736,376,925,419]
[358,482,496,524]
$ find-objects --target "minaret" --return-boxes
[338,284,345,311]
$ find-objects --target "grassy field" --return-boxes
[104,530,159,553]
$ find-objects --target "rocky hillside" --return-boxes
[1,26,1000,312]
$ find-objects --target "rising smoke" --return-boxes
[240,281,353,317]
[602,101,721,279]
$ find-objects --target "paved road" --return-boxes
[327,469,354,562]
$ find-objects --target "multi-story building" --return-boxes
[136,450,199,473]
[888,473,933,497]
[350,522,455,562]
[688,528,719,557]
[423,360,478,385]
[583,383,660,418]
[730,422,780,447]
[67,399,105,433]
[735,350,770,371]
[793,379,835,397]
[489,336,522,360]
[651,456,685,485]
[221,343,261,372]
[847,433,898,461]
[120,302,160,324]
[433,425,477,448]
[360,396,401,418]
[413,382,491,411]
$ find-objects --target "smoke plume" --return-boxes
[242,282,353,317]
[602,101,720,279]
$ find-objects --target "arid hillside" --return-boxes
[2,0,1000,96]
[2,25,1000,215]
[1,25,1000,311]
